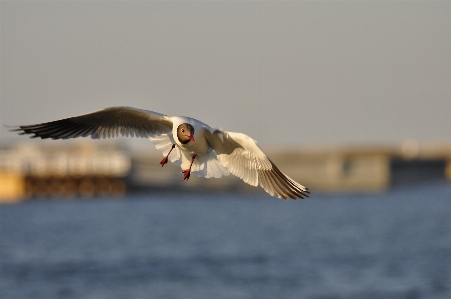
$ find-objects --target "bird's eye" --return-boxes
[181,129,185,133]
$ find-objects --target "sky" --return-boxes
[1,1,451,151]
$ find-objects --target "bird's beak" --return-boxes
[188,135,195,142]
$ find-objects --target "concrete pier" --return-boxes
[1,141,450,202]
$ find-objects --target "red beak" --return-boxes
[188,135,195,142]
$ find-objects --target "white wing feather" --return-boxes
[205,130,309,199]
[191,149,229,179]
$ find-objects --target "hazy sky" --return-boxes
[1,1,451,150]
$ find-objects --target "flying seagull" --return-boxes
[10,107,309,199]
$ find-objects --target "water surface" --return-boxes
[1,185,451,299]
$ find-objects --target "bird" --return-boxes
[10,106,309,199]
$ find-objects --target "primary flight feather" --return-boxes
[10,106,310,199]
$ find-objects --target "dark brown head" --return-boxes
[177,123,195,144]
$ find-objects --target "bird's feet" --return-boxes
[160,156,169,167]
[182,169,191,180]
[159,144,175,167]
[181,154,197,181]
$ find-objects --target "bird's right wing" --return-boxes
[10,106,173,139]
[205,130,309,200]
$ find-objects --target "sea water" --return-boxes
[1,184,450,299]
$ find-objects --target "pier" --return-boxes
[0,143,130,203]
[1,141,450,202]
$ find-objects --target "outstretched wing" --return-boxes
[10,106,173,139]
[205,130,309,199]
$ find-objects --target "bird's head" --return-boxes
[177,123,195,144]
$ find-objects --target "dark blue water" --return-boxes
[1,184,451,299]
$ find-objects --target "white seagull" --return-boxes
[11,107,309,199]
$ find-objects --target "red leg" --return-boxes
[160,144,175,167]
[182,154,197,180]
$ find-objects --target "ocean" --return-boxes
[1,184,450,299]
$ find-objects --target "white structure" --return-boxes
[0,142,130,177]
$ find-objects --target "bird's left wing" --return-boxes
[10,106,173,139]
[205,130,309,199]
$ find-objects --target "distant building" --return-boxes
[0,142,130,202]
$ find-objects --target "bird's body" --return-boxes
[10,106,309,199]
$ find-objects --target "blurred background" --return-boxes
[1,1,451,298]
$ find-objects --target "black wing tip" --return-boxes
[276,188,310,200]
[291,190,309,200]
[266,161,311,200]
[10,126,42,138]
[8,119,83,140]
[6,126,34,137]
[5,124,22,132]
[297,188,310,199]
[282,192,308,200]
